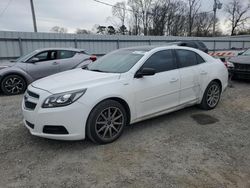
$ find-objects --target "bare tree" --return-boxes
[50,26,68,33]
[138,0,153,35]
[187,0,201,36]
[225,0,250,36]
[171,1,188,36]
[112,1,127,27]
[193,12,215,36]
[128,0,141,35]
[128,0,153,35]
[150,0,169,35]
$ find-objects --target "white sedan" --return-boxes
[22,46,228,144]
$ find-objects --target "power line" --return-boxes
[0,0,13,18]
[93,0,134,13]
[93,0,213,16]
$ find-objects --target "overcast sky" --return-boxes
[0,0,239,34]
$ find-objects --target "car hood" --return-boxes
[32,68,121,93]
[0,61,16,68]
[229,56,250,65]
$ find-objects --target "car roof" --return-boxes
[121,44,198,52]
[35,48,86,52]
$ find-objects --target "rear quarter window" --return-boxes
[58,51,76,59]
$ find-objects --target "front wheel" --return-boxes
[199,81,221,110]
[86,100,127,144]
[1,75,27,95]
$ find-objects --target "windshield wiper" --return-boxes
[90,69,106,72]
[82,66,89,70]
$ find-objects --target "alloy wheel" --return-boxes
[2,76,25,95]
[206,84,220,108]
[95,107,124,141]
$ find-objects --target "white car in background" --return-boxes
[22,46,228,144]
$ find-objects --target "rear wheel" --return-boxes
[86,100,127,144]
[199,81,221,110]
[1,75,27,95]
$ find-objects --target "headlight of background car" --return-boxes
[0,66,9,70]
[227,61,234,68]
[42,89,87,108]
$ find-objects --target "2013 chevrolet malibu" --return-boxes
[22,46,228,144]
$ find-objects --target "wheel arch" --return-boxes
[0,71,29,85]
[211,78,222,90]
[87,97,131,126]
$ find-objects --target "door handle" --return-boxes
[170,78,178,83]
[52,62,59,65]
[200,70,207,75]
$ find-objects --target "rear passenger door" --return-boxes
[57,50,79,72]
[175,49,200,105]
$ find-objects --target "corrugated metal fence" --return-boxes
[1,31,250,62]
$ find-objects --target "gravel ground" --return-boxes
[0,80,250,188]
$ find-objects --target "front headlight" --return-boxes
[227,61,234,68]
[42,89,87,108]
[0,66,9,70]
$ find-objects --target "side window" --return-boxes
[176,49,198,68]
[50,51,57,60]
[196,54,205,64]
[58,50,76,59]
[33,51,49,62]
[141,50,177,73]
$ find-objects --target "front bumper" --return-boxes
[229,69,250,79]
[22,85,90,140]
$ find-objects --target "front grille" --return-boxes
[43,126,69,134]
[25,101,37,110]
[26,121,34,129]
[27,90,39,99]
[234,63,250,71]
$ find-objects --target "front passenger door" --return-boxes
[133,50,180,119]
[26,50,60,80]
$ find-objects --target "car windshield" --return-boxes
[87,49,146,73]
[14,50,39,62]
[241,49,250,56]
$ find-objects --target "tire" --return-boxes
[1,75,27,95]
[86,100,127,144]
[199,81,221,110]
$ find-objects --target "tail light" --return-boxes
[89,55,97,62]
[219,58,228,68]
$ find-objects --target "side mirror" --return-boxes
[135,68,155,78]
[238,52,243,56]
[29,57,39,63]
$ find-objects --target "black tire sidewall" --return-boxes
[1,75,27,95]
[86,100,127,144]
[200,81,221,110]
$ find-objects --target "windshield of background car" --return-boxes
[14,50,39,62]
[242,49,250,56]
[87,49,146,73]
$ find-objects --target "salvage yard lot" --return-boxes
[0,80,250,188]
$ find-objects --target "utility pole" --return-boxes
[30,0,37,32]
[213,0,222,37]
